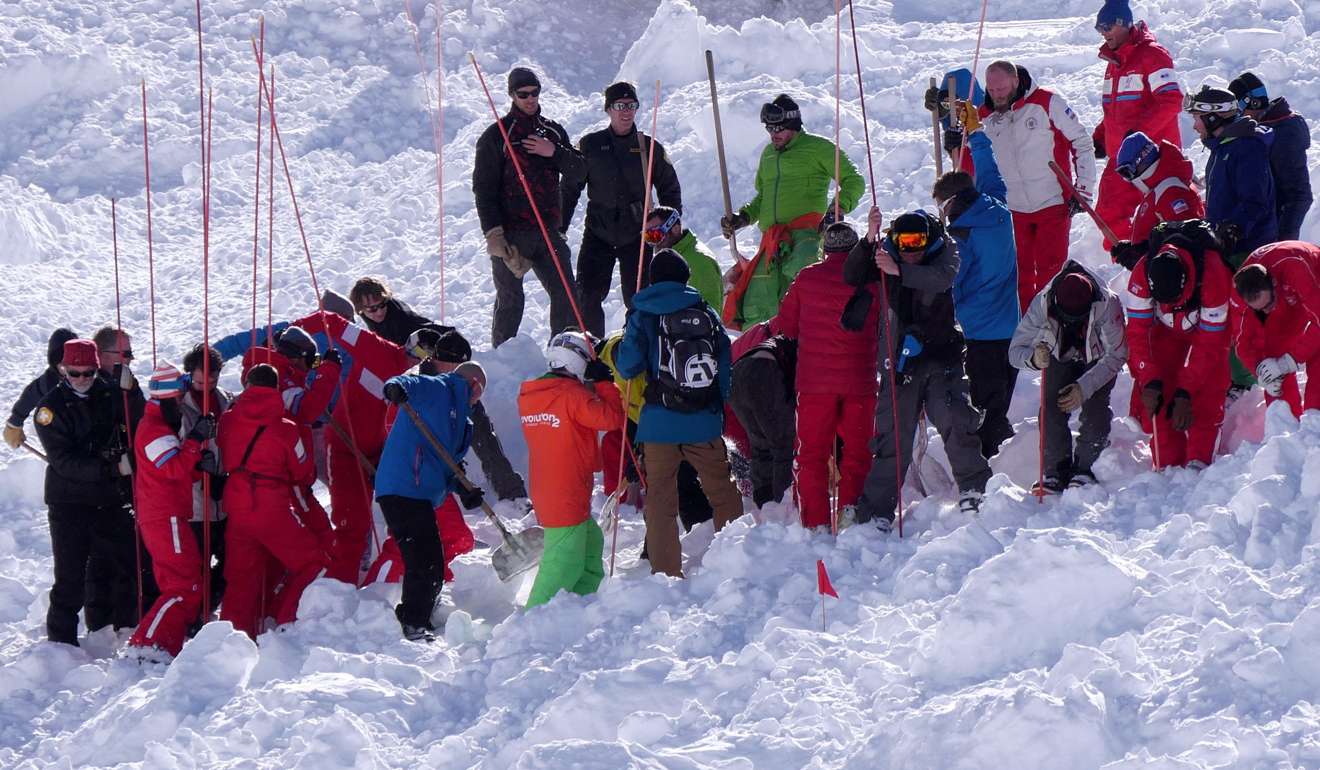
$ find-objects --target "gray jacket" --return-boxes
[1009,261,1127,399]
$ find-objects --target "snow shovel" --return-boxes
[397,402,543,581]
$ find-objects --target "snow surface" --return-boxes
[3,0,1320,767]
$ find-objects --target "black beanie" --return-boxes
[507,67,541,95]
[1147,250,1189,303]
[822,222,859,253]
[604,81,639,108]
[761,94,803,131]
[432,327,473,364]
[1228,72,1269,110]
[649,249,690,284]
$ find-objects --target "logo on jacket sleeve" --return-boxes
[35,407,53,426]
[1171,198,1189,215]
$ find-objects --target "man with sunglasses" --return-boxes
[33,339,142,645]
[1108,131,1204,270]
[1228,73,1312,241]
[721,94,865,329]
[1186,85,1277,258]
[563,81,682,338]
[1092,0,1183,246]
[643,206,723,310]
[843,208,992,527]
[473,66,585,347]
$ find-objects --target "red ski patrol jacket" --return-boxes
[133,401,204,523]
[1094,22,1182,157]
[1231,241,1320,372]
[218,385,315,521]
[1128,141,1205,244]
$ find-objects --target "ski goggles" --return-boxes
[643,210,681,244]
[760,103,800,129]
[891,230,929,251]
[1115,145,1158,181]
[1238,87,1268,112]
[1182,94,1236,114]
[608,100,640,112]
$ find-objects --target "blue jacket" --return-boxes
[1204,117,1278,254]
[375,373,472,506]
[948,131,1020,341]
[1260,98,1313,240]
[615,282,731,444]
[213,321,291,363]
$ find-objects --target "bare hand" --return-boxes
[521,135,555,157]
[867,206,883,240]
[874,247,899,277]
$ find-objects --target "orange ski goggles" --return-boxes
[892,230,929,251]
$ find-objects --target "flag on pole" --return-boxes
[816,559,838,598]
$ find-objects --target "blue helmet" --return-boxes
[1115,131,1160,182]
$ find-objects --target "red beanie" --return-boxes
[62,339,100,369]
[1052,272,1095,318]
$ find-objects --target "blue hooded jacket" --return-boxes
[1204,116,1278,254]
[939,68,985,133]
[614,282,732,444]
[948,131,1020,341]
[374,372,472,506]
[1259,98,1313,240]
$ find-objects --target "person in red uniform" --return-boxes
[217,364,329,639]
[126,364,216,660]
[1124,226,1232,469]
[769,221,878,530]
[1108,132,1205,268]
[1092,0,1182,245]
[1231,242,1320,415]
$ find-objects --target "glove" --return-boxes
[1031,342,1052,370]
[583,359,614,384]
[115,453,133,477]
[1214,222,1242,255]
[485,226,532,279]
[1093,134,1106,160]
[3,423,24,450]
[942,128,963,155]
[1111,240,1146,270]
[195,450,221,476]
[188,415,217,442]
[458,485,485,511]
[1263,377,1284,398]
[1256,354,1297,386]
[923,85,949,116]
[117,363,135,391]
[406,327,442,360]
[1167,389,1193,431]
[1057,383,1084,413]
[1067,197,1085,218]
[1140,380,1164,418]
[720,211,750,238]
[321,348,342,367]
[840,287,874,332]
[958,101,981,133]
[384,382,408,404]
[208,473,227,502]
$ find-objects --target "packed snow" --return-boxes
[3,0,1320,767]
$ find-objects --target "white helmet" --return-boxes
[547,331,593,380]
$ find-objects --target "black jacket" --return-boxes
[844,215,964,361]
[473,108,585,234]
[33,377,139,508]
[362,298,434,347]
[7,328,79,428]
[562,126,682,247]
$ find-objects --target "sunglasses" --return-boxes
[514,88,540,99]
[644,210,681,244]
[608,101,639,112]
[108,349,134,360]
[66,368,97,379]
[358,300,388,314]
[893,231,929,251]
[1182,94,1237,114]
[1094,21,1123,33]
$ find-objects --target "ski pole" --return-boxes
[1035,370,1047,503]
[1049,160,1118,244]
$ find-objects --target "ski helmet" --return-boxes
[1147,247,1191,304]
[276,326,318,366]
[546,331,593,380]
[1228,72,1269,112]
[1184,85,1239,133]
[1115,131,1160,182]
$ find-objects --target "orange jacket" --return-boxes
[518,375,623,528]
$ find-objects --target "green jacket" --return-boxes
[738,131,865,229]
[672,230,723,311]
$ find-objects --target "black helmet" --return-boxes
[1184,85,1239,134]
[276,326,318,366]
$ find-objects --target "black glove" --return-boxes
[1067,197,1085,218]
[196,450,221,476]
[458,485,484,510]
[924,85,949,116]
[188,415,217,442]
[720,211,750,237]
[1093,134,1106,160]
[208,472,227,502]
[583,359,614,383]
[1140,380,1164,418]
[384,382,408,404]
[1111,240,1147,270]
[1214,222,1242,255]
[1167,388,1193,431]
[321,348,342,367]
[840,287,874,332]
[942,128,963,155]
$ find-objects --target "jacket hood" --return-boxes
[950,190,1009,230]
[1220,115,1264,141]
[1099,20,1156,64]
[1261,97,1294,124]
[1008,65,1034,108]
[47,327,79,367]
[232,386,287,424]
[632,281,704,314]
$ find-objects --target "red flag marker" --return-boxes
[817,560,838,598]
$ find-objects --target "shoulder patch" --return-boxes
[1170,198,1189,214]
[35,407,53,426]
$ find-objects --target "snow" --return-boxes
[3,0,1320,767]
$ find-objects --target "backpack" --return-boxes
[646,305,721,413]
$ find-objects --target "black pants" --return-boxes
[577,230,651,339]
[48,502,140,644]
[189,518,228,613]
[727,356,796,506]
[964,339,1018,459]
[378,495,444,631]
[470,401,528,501]
[492,229,578,348]
[1042,358,1116,478]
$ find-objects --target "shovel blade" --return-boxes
[491,526,545,582]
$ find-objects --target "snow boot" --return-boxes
[837,504,859,531]
[403,624,437,643]
[874,515,894,534]
[1032,475,1066,494]
[958,491,983,515]
[1067,470,1097,488]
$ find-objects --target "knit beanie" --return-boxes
[649,248,691,284]
[1096,0,1133,27]
[822,222,859,254]
[1228,72,1269,110]
[148,363,188,400]
[761,94,803,132]
[507,67,540,95]
[320,289,356,322]
[1052,272,1095,319]
[1147,249,1189,303]
[604,81,639,108]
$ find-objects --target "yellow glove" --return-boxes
[959,101,981,134]
[3,423,24,450]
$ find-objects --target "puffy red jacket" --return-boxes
[1124,244,1232,393]
[1129,142,1205,244]
[240,347,341,428]
[218,386,315,520]
[770,249,879,396]
[1094,22,1182,157]
[1231,241,1320,372]
[133,401,203,523]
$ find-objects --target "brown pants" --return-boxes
[642,439,744,577]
